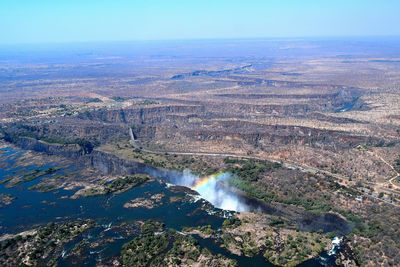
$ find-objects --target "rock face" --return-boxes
[88,150,154,175]
[11,137,172,180]
[16,137,84,158]
[3,95,386,156]
[30,119,127,143]
[87,150,184,183]
[181,124,380,150]
[67,101,380,151]
[77,105,205,124]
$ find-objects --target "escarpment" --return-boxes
[1,97,388,157]
[179,124,380,150]
[16,137,84,158]
[88,150,157,175]
[77,104,205,124]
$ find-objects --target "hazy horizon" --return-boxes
[2,35,400,46]
[2,0,400,44]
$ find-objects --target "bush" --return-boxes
[222,217,241,228]
[325,232,336,239]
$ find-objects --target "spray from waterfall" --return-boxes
[174,170,250,212]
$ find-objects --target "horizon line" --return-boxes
[2,35,400,46]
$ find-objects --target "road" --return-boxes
[129,138,400,208]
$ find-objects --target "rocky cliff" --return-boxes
[77,105,205,124]
[13,137,163,178]
[88,150,154,175]
[16,137,84,158]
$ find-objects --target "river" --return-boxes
[0,146,344,266]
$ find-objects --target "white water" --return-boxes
[327,236,343,256]
[172,170,250,212]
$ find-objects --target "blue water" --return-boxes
[0,146,340,266]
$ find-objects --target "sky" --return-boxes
[1,0,400,44]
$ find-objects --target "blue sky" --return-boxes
[1,0,400,44]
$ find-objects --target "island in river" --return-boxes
[0,143,354,266]
[3,39,399,265]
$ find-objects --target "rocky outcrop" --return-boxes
[88,150,153,175]
[170,64,253,79]
[16,137,84,158]
[86,150,187,185]
[176,122,380,150]
[215,93,339,99]
[12,137,168,179]
[77,105,205,124]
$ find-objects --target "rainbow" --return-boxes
[191,172,229,190]
[189,172,249,212]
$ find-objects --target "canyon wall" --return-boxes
[16,137,84,158]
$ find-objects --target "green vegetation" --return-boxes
[75,138,98,154]
[224,158,364,219]
[5,167,61,188]
[346,204,400,266]
[122,221,236,267]
[182,225,215,236]
[325,232,336,239]
[225,158,281,182]
[222,157,400,265]
[0,220,94,266]
[264,233,320,266]
[374,141,396,148]
[20,169,42,182]
[86,97,102,103]
[222,217,241,229]
[2,126,38,143]
[28,183,58,192]
[229,176,275,202]
[99,142,220,175]
[83,175,149,197]
[70,239,87,256]
[231,170,364,221]
[111,96,127,102]
[141,220,165,234]
[221,214,330,267]
[133,100,159,105]
[122,231,169,266]
[395,156,400,172]
[0,193,17,207]
[104,175,149,194]
[0,122,99,154]
[40,136,72,144]
[269,217,285,227]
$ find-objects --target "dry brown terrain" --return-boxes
[1,39,400,266]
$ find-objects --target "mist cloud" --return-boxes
[174,170,250,212]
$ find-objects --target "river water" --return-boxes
[0,146,343,266]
